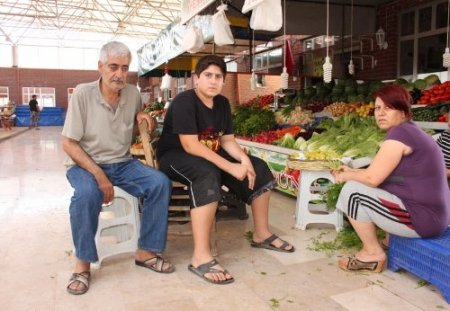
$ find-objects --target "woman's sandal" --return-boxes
[250,234,295,253]
[135,255,175,273]
[67,271,90,295]
[188,259,234,285]
[338,256,386,273]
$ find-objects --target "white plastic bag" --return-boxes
[161,73,172,90]
[213,4,234,46]
[250,0,282,32]
[242,0,265,14]
[182,26,204,53]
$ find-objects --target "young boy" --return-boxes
[156,55,294,285]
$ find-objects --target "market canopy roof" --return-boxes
[0,0,392,50]
[137,0,393,76]
[0,0,182,49]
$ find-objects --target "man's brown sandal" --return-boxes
[67,271,90,295]
[339,256,386,273]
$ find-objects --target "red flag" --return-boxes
[286,40,294,76]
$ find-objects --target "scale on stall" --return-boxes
[272,88,296,111]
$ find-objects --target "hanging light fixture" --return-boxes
[348,0,355,75]
[280,0,289,89]
[323,0,332,83]
[375,27,386,50]
[443,0,450,68]
[375,10,388,50]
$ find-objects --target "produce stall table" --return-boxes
[237,139,342,230]
[236,139,371,231]
[236,138,299,197]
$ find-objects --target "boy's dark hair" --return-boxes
[194,55,227,78]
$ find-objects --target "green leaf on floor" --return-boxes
[244,230,253,242]
[260,271,267,275]
[308,226,386,255]
[269,298,280,309]
[416,280,429,288]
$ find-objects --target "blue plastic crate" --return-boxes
[388,228,450,303]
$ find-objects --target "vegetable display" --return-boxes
[417,81,450,105]
[412,102,450,122]
[298,114,385,159]
[233,106,277,137]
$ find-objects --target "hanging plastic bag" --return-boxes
[250,0,282,32]
[242,0,265,14]
[182,26,204,53]
[213,4,234,46]
[161,73,172,90]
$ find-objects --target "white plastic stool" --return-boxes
[94,186,140,267]
[294,169,343,231]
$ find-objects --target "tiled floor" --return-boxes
[0,126,448,311]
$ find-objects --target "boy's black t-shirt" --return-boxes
[157,89,233,158]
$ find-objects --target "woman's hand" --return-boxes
[331,165,350,183]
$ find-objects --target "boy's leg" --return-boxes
[159,152,232,282]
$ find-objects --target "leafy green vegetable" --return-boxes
[325,183,345,210]
[293,136,306,150]
[276,133,296,148]
[233,107,276,137]
[308,226,386,253]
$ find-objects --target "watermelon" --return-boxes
[413,79,427,91]
[424,74,440,87]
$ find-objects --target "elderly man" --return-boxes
[62,41,173,295]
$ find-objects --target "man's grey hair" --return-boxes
[99,41,131,64]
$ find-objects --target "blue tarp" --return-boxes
[14,106,65,126]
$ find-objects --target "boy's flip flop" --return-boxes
[251,234,295,253]
[188,259,234,285]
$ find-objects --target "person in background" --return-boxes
[62,41,173,296]
[156,55,295,285]
[0,107,15,131]
[28,95,40,129]
[436,114,450,180]
[332,84,450,273]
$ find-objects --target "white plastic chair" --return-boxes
[93,186,140,267]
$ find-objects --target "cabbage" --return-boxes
[278,133,296,149]
[293,137,306,150]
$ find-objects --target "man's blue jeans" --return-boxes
[66,159,172,263]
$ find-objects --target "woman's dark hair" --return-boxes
[194,55,227,78]
[373,84,412,120]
